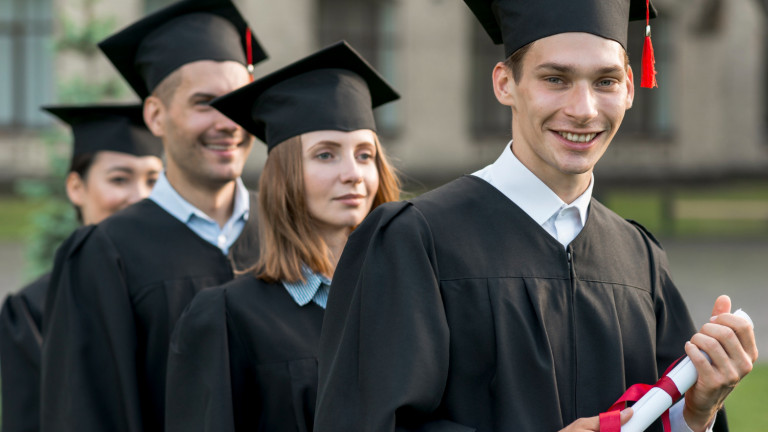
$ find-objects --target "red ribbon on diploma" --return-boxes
[599,358,683,432]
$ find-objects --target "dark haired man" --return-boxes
[315,1,757,431]
[40,1,267,431]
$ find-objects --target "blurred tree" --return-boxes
[14,0,128,279]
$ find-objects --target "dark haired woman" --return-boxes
[165,41,400,432]
[0,104,162,432]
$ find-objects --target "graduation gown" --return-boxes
[315,175,700,432]
[0,272,49,432]
[165,276,324,432]
[40,195,260,432]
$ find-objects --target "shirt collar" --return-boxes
[478,141,593,226]
[149,172,250,225]
[282,265,331,307]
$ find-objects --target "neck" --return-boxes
[542,173,591,204]
[165,168,238,227]
[318,227,352,277]
[509,143,592,204]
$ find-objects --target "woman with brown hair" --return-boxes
[164,41,400,432]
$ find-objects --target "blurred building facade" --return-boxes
[1,0,766,188]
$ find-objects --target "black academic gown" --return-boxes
[316,175,710,432]
[40,195,260,432]
[0,272,49,432]
[165,276,324,432]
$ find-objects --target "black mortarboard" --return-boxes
[210,41,400,152]
[42,104,163,160]
[465,0,657,57]
[98,0,267,99]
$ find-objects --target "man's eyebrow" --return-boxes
[595,66,625,75]
[189,92,217,102]
[534,63,624,76]
[534,63,573,73]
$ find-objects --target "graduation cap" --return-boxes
[98,0,268,99]
[42,104,163,160]
[211,41,400,152]
[464,0,660,88]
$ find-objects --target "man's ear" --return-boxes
[492,62,516,108]
[144,96,165,137]
[625,65,635,110]
[65,171,86,207]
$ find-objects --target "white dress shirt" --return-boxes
[472,142,710,432]
[472,141,592,247]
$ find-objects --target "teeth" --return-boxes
[558,132,597,143]
[207,144,235,151]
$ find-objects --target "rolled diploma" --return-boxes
[621,309,752,432]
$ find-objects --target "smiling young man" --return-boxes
[40,1,267,431]
[314,1,757,431]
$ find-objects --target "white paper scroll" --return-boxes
[621,309,753,432]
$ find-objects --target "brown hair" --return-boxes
[503,41,631,84]
[251,133,400,283]
[152,68,183,105]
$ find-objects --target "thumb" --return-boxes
[711,295,731,317]
[620,408,634,425]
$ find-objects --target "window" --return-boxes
[0,0,54,129]
[468,19,511,140]
[618,16,675,138]
[317,0,401,136]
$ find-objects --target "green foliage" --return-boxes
[14,0,119,279]
[56,15,117,55]
[724,363,768,431]
[14,129,79,278]
[57,76,129,104]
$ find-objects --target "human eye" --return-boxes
[191,96,214,109]
[596,77,620,89]
[356,151,375,162]
[315,151,334,161]
[109,176,130,185]
[545,76,564,84]
[147,177,158,188]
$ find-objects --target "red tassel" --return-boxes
[245,27,255,82]
[641,29,657,88]
[640,0,657,89]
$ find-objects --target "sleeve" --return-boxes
[0,281,45,432]
[633,222,728,431]
[40,226,143,432]
[315,202,475,432]
[165,287,236,432]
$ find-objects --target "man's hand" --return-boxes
[683,295,759,431]
[559,408,633,431]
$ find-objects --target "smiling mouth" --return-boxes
[204,141,241,151]
[557,131,598,143]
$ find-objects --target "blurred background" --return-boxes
[0,0,766,428]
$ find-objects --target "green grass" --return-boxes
[603,184,768,239]
[724,363,768,431]
[0,197,45,241]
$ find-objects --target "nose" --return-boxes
[563,82,599,124]
[214,110,241,134]
[129,181,153,204]
[339,155,364,184]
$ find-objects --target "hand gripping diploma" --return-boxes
[558,295,758,432]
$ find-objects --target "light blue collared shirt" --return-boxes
[149,172,249,255]
[282,265,330,309]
